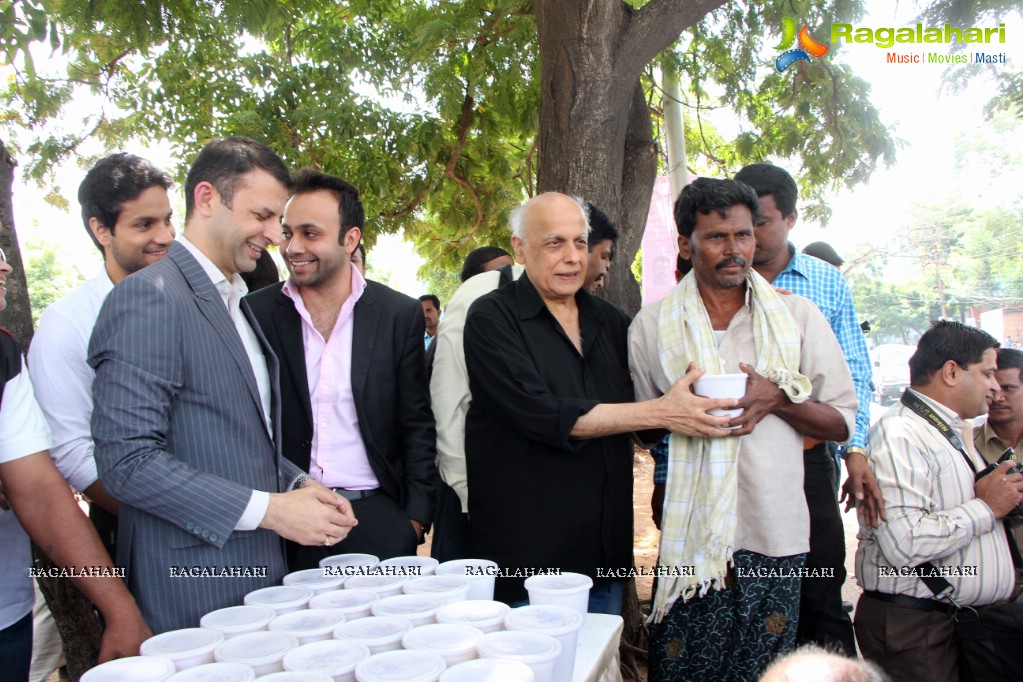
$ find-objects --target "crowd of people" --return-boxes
[1,136,1021,682]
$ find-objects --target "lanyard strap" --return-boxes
[900,390,982,472]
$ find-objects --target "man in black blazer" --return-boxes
[246,169,438,570]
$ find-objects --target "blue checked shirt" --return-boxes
[651,245,871,486]
[772,245,871,453]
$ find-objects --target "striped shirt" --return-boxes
[855,389,1015,606]
[772,247,872,451]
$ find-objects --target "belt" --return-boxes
[863,590,958,615]
[330,487,381,501]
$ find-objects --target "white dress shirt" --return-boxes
[27,268,113,493]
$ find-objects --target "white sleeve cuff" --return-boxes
[235,490,270,531]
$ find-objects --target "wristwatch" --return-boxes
[291,473,310,491]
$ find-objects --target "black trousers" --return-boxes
[287,493,419,571]
[429,481,472,564]
[796,443,857,656]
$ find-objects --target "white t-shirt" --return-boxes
[0,354,54,630]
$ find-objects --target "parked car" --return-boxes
[870,344,915,405]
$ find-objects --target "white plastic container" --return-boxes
[434,600,509,634]
[213,631,299,676]
[504,605,583,682]
[283,568,346,595]
[370,594,444,627]
[166,662,255,681]
[523,573,593,622]
[282,640,372,682]
[80,656,176,682]
[354,650,447,682]
[140,628,224,671]
[256,673,334,682]
[475,631,561,682]
[333,616,413,654]
[309,589,380,620]
[401,576,470,605]
[435,560,498,601]
[438,659,535,682]
[693,373,747,424]
[401,624,483,667]
[376,556,438,578]
[244,585,315,615]
[269,608,346,645]
[343,574,408,598]
[200,605,276,639]
[319,553,380,579]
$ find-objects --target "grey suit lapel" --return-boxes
[170,243,265,424]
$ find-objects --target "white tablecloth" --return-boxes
[572,613,624,682]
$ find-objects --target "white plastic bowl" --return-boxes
[283,568,346,595]
[80,656,176,682]
[354,650,447,682]
[309,589,380,621]
[402,576,470,605]
[243,585,315,615]
[333,616,413,654]
[256,673,334,681]
[318,553,381,577]
[434,600,509,634]
[439,658,535,681]
[200,605,276,639]
[402,624,483,667]
[213,630,299,676]
[343,574,408,598]
[282,639,372,682]
[523,573,592,623]
[370,594,444,627]
[435,560,498,601]
[140,628,224,671]
[376,556,439,578]
[269,608,346,645]
[504,605,583,681]
[475,631,561,682]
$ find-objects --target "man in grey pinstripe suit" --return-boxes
[89,138,357,633]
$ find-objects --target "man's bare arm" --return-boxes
[0,452,151,663]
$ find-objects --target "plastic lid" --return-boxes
[214,631,299,666]
[371,594,444,620]
[435,601,509,627]
[283,639,371,676]
[354,650,447,682]
[243,585,314,611]
[200,605,276,633]
[402,624,483,656]
[318,553,380,570]
[309,588,380,613]
[439,659,535,682]
[344,574,409,592]
[476,631,561,663]
[504,605,583,637]
[435,559,497,578]
[140,628,224,660]
[334,616,412,646]
[269,609,346,637]
[80,656,177,682]
[166,662,255,681]
[523,572,593,592]
[283,568,345,591]
[402,576,470,597]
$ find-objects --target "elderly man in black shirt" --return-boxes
[463,192,737,610]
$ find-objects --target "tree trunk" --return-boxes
[0,140,34,349]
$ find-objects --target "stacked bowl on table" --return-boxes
[81,556,593,682]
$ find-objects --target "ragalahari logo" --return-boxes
[775,17,830,72]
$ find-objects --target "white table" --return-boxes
[572,613,624,682]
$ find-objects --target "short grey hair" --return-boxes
[509,193,591,241]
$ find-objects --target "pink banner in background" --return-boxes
[641,176,679,305]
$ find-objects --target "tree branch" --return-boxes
[617,0,729,81]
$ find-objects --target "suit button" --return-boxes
[210,533,218,542]
[201,530,210,540]
[193,527,202,535]
[185,522,194,531]
[301,440,311,449]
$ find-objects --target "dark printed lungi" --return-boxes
[649,550,806,682]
